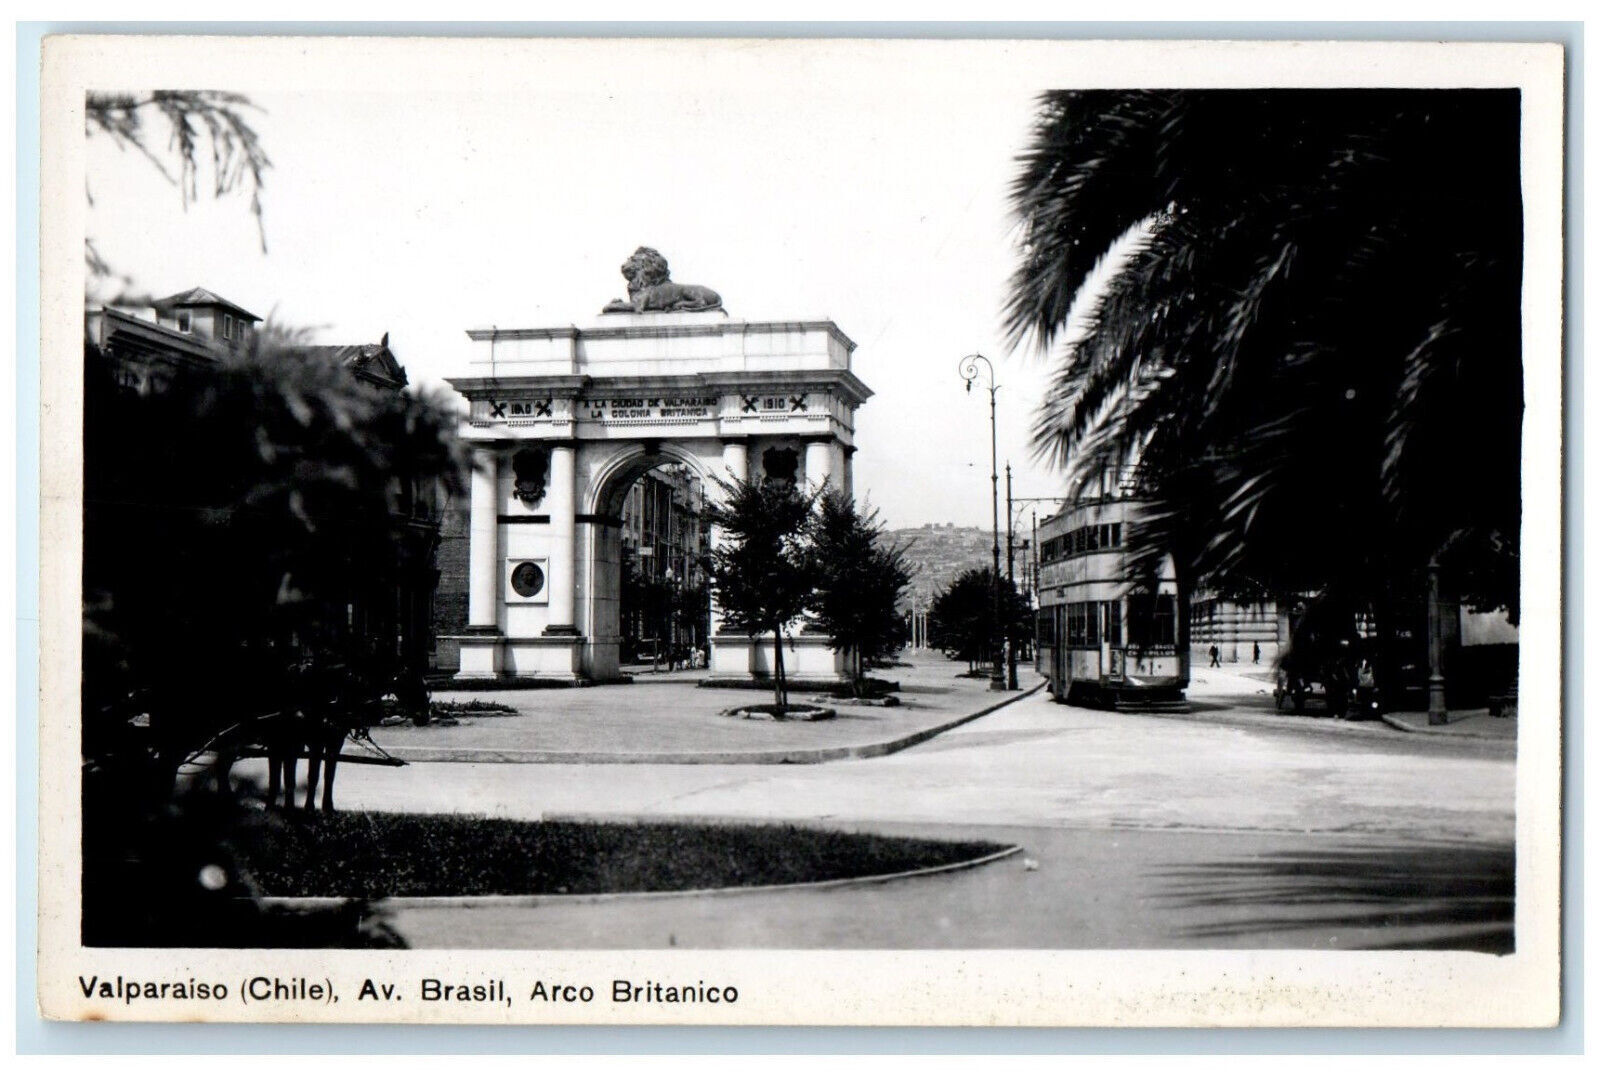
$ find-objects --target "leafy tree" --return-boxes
[1007,90,1523,635]
[83,339,469,786]
[704,477,818,710]
[928,567,1030,673]
[809,489,912,695]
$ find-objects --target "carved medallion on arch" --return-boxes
[762,446,799,485]
[512,447,551,506]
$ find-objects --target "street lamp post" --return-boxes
[1427,555,1448,725]
[959,352,1006,692]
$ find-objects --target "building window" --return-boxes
[222,314,233,340]
[176,310,191,333]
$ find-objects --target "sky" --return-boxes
[83,40,1099,530]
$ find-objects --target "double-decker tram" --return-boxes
[1033,498,1189,711]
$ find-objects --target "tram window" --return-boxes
[1153,595,1177,645]
[1036,611,1056,646]
[1126,596,1147,646]
[1087,526,1099,552]
[1103,599,1122,646]
[1130,594,1177,647]
[1110,523,1121,547]
[1086,603,1100,646]
[1067,603,1086,647]
[1125,595,1156,647]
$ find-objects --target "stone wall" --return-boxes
[430,501,470,672]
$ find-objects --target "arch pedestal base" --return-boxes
[452,632,586,681]
[710,634,849,683]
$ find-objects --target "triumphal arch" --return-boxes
[446,249,873,682]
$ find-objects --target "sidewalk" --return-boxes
[369,654,1044,764]
[1184,664,1518,743]
[1380,707,1517,740]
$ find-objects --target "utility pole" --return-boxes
[1006,463,1018,690]
[1031,510,1039,603]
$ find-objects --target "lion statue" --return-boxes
[602,247,724,314]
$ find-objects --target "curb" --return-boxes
[1377,712,1516,741]
[249,843,1023,911]
[380,678,1047,765]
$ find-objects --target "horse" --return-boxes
[264,709,351,812]
[261,661,374,812]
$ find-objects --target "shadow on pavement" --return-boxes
[1147,842,1514,953]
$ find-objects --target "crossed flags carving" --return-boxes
[487,397,554,419]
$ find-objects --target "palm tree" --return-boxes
[1007,90,1523,624]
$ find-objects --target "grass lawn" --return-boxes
[238,812,1008,898]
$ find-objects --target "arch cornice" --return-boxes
[449,368,872,408]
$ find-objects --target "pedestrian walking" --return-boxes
[1209,644,1220,668]
[1253,641,1261,664]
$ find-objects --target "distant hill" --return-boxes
[885,524,1001,611]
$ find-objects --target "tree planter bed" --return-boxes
[726,704,837,722]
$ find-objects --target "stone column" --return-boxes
[722,439,749,484]
[545,443,578,633]
[709,440,750,676]
[804,438,835,492]
[466,446,500,628]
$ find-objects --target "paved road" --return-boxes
[380,658,1016,761]
[323,682,1515,950]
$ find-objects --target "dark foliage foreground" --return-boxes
[238,812,1007,898]
[1009,89,1522,624]
[82,776,404,949]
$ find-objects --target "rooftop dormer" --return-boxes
[151,287,262,354]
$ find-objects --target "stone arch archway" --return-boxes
[445,310,872,683]
[580,441,723,681]
[585,440,717,518]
